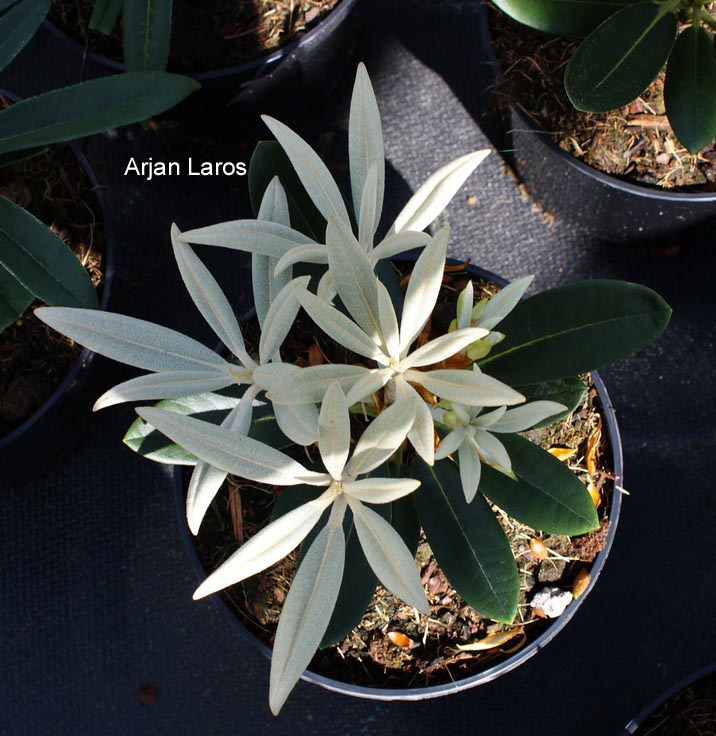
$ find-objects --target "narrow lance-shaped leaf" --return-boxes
[318,383,350,479]
[478,275,534,330]
[0,73,200,155]
[258,276,309,364]
[407,367,524,407]
[392,150,489,234]
[664,26,716,154]
[269,499,346,715]
[257,363,371,405]
[0,0,51,74]
[35,307,229,373]
[123,0,173,72]
[0,195,98,313]
[565,3,677,113]
[0,260,32,331]
[401,327,489,369]
[89,0,123,33]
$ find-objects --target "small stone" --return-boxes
[656,153,671,165]
[530,587,573,619]
[305,7,320,23]
[466,194,477,205]
[537,558,567,583]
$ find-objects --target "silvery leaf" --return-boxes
[258,176,291,226]
[399,226,449,354]
[318,383,351,479]
[457,281,474,330]
[349,63,385,228]
[259,276,310,364]
[485,401,566,433]
[434,427,466,461]
[358,162,380,247]
[478,275,534,330]
[273,243,328,276]
[394,377,435,465]
[293,284,386,363]
[316,271,336,303]
[401,327,489,370]
[171,225,254,367]
[391,149,490,234]
[346,396,416,476]
[458,442,482,503]
[186,385,258,535]
[369,231,431,263]
[35,307,229,373]
[273,401,320,446]
[472,405,507,428]
[343,477,420,504]
[135,407,328,486]
[376,280,399,359]
[193,487,336,600]
[259,363,372,405]
[269,498,346,715]
[474,428,514,477]
[262,115,350,225]
[93,369,235,411]
[180,219,315,258]
[344,367,393,407]
[406,368,524,407]
[347,497,429,614]
[326,214,383,344]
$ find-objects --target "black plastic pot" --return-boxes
[0,96,116,491]
[172,260,624,701]
[42,0,361,121]
[478,4,716,244]
[623,664,716,734]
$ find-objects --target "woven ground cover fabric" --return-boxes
[1,1,714,733]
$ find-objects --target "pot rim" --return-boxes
[480,3,716,204]
[623,664,716,734]
[172,259,624,701]
[0,88,116,452]
[41,0,359,82]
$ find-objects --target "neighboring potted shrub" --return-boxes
[43,0,361,116]
[483,0,716,242]
[36,65,671,713]
[624,665,716,734]
[0,3,199,487]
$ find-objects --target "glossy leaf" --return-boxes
[0,0,50,74]
[565,3,677,112]
[665,26,716,153]
[478,433,599,535]
[0,73,199,154]
[491,0,637,37]
[123,0,173,72]
[518,377,587,428]
[0,196,97,318]
[413,458,519,623]
[0,261,32,330]
[89,0,122,33]
[479,280,671,385]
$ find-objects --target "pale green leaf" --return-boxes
[369,230,431,263]
[358,162,379,246]
[458,442,482,503]
[478,275,534,330]
[259,276,309,364]
[318,383,351,478]
[343,477,420,504]
[344,367,393,406]
[407,368,525,406]
[486,401,567,433]
[258,363,371,405]
[434,428,466,461]
[401,327,489,370]
[274,243,328,276]
[273,400,319,446]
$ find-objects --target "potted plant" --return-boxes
[0,6,199,488]
[624,664,716,734]
[482,0,716,243]
[36,65,671,713]
[43,0,361,118]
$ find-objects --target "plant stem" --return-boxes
[701,10,716,28]
[693,5,701,27]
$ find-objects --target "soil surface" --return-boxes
[49,0,341,72]
[189,262,615,689]
[0,138,105,438]
[488,4,716,190]
[635,672,716,735]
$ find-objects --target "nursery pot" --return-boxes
[478,5,716,245]
[0,94,116,491]
[172,260,624,701]
[42,0,361,121]
[623,664,716,734]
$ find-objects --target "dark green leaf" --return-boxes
[391,495,421,556]
[480,434,598,535]
[565,3,677,112]
[123,391,291,463]
[0,0,50,73]
[0,260,32,331]
[492,0,636,37]
[0,72,200,155]
[0,195,98,312]
[479,280,671,385]
[0,145,48,169]
[665,26,716,153]
[123,0,173,72]
[413,458,519,623]
[519,376,587,428]
[248,141,326,241]
[89,0,122,34]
